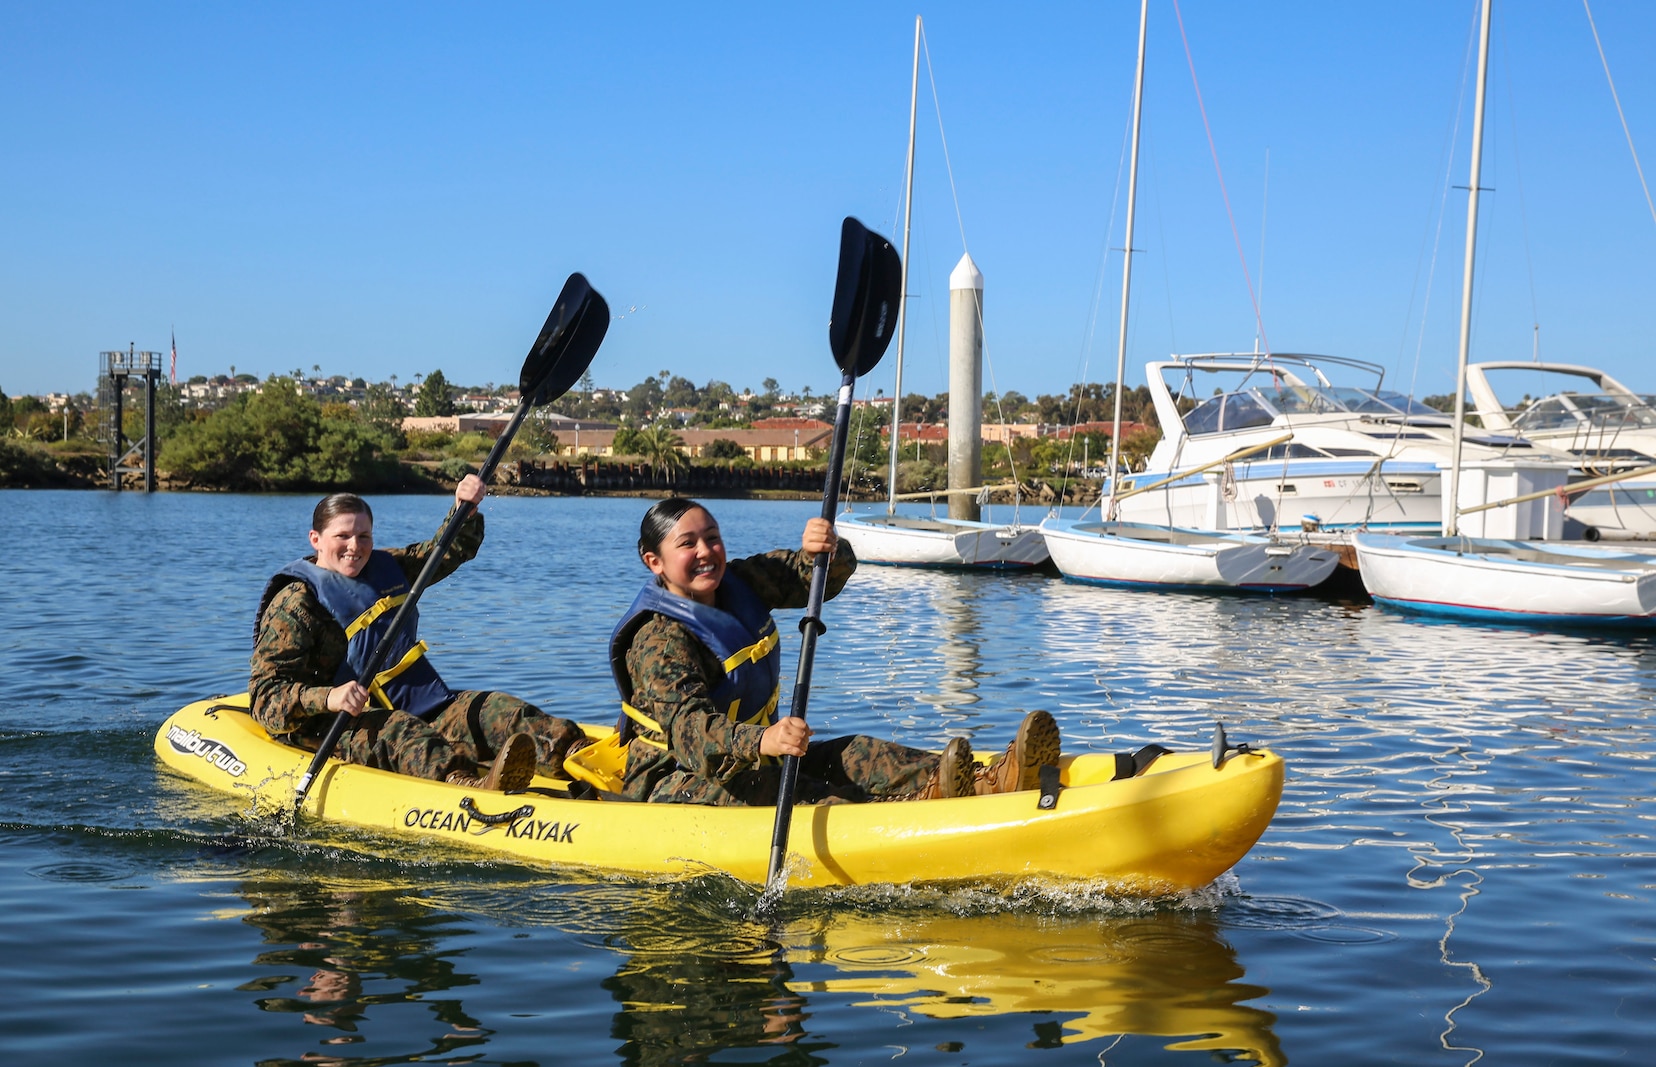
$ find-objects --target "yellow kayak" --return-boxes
[154,694,1283,892]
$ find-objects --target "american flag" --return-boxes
[170,330,177,385]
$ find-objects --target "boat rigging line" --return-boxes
[1583,0,1656,234]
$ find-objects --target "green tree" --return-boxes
[762,377,780,398]
[0,386,15,431]
[984,390,1032,422]
[611,426,645,456]
[12,396,49,439]
[704,437,747,460]
[360,383,408,448]
[623,377,664,422]
[159,376,397,490]
[415,369,456,417]
[664,375,699,408]
[635,424,686,475]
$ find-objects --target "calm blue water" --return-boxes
[3,488,1654,1065]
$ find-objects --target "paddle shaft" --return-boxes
[292,397,535,807]
[766,369,857,884]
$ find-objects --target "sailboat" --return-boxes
[1038,0,1340,594]
[1353,0,1656,626]
[836,16,1049,570]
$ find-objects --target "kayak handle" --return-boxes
[459,797,534,826]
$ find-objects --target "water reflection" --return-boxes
[231,869,1286,1066]
[234,876,491,1064]
[847,567,990,718]
[547,877,1284,1064]
[1410,744,1493,1067]
[790,907,1284,1064]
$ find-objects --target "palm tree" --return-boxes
[636,424,686,478]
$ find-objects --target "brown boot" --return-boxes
[445,732,537,792]
[543,734,593,779]
[910,737,975,800]
[974,710,1060,795]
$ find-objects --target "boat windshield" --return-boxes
[1265,385,1346,415]
[1514,392,1656,432]
[1181,382,1439,433]
[1336,388,1440,416]
[1183,390,1278,434]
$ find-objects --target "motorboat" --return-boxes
[1465,360,1656,538]
[1114,351,1548,533]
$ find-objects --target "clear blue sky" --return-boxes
[4,1,1654,407]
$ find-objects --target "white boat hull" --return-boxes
[1565,481,1656,541]
[1041,519,1341,593]
[1113,460,1443,533]
[1353,532,1656,625]
[838,513,1050,569]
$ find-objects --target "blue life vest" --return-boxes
[608,571,782,750]
[265,552,456,720]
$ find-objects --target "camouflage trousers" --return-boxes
[336,690,586,782]
[643,733,939,807]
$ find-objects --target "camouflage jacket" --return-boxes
[249,506,483,738]
[620,542,857,799]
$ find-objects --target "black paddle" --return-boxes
[765,218,902,887]
[292,273,610,811]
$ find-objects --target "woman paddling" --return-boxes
[608,497,1060,805]
[251,475,588,792]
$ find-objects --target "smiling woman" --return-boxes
[601,496,1063,811]
[249,474,589,792]
[309,493,376,577]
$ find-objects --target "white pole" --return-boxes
[1446,0,1492,538]
[885,15,921,514]
[949,254,984,521]
[1106,0,1149,519]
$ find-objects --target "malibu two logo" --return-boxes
[166,725,247,778]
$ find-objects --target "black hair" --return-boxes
[638,497,714,562]
[312,492,373,533]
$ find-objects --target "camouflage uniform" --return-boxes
[619,541,940,805]
[251,506,585,781]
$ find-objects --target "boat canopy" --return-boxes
[1182,383,1439,436]
[1512,391,1656,434]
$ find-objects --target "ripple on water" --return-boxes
[1222,893,1345,929]
[28,859,136,883]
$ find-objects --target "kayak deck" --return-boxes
[154,694,1284,891]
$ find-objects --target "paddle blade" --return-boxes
[827,217,902,378]
[520,272,611,405]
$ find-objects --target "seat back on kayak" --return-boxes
[564,732,627,793]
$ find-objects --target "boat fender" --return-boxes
[1113,744,1172,780]
[1037,764,1063,810]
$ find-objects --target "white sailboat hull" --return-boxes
[1353,532,1656,625]
[838,513,1050,569]
[1041,519,1341,593]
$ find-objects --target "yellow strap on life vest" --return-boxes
[366,639,431,711]
[344,594,406,640]
[729,687,779,728]
[720,628,779,675]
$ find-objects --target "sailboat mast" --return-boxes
[885,15,922,515]
[1106,0,1149,519]
[1445,0,1492,538]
